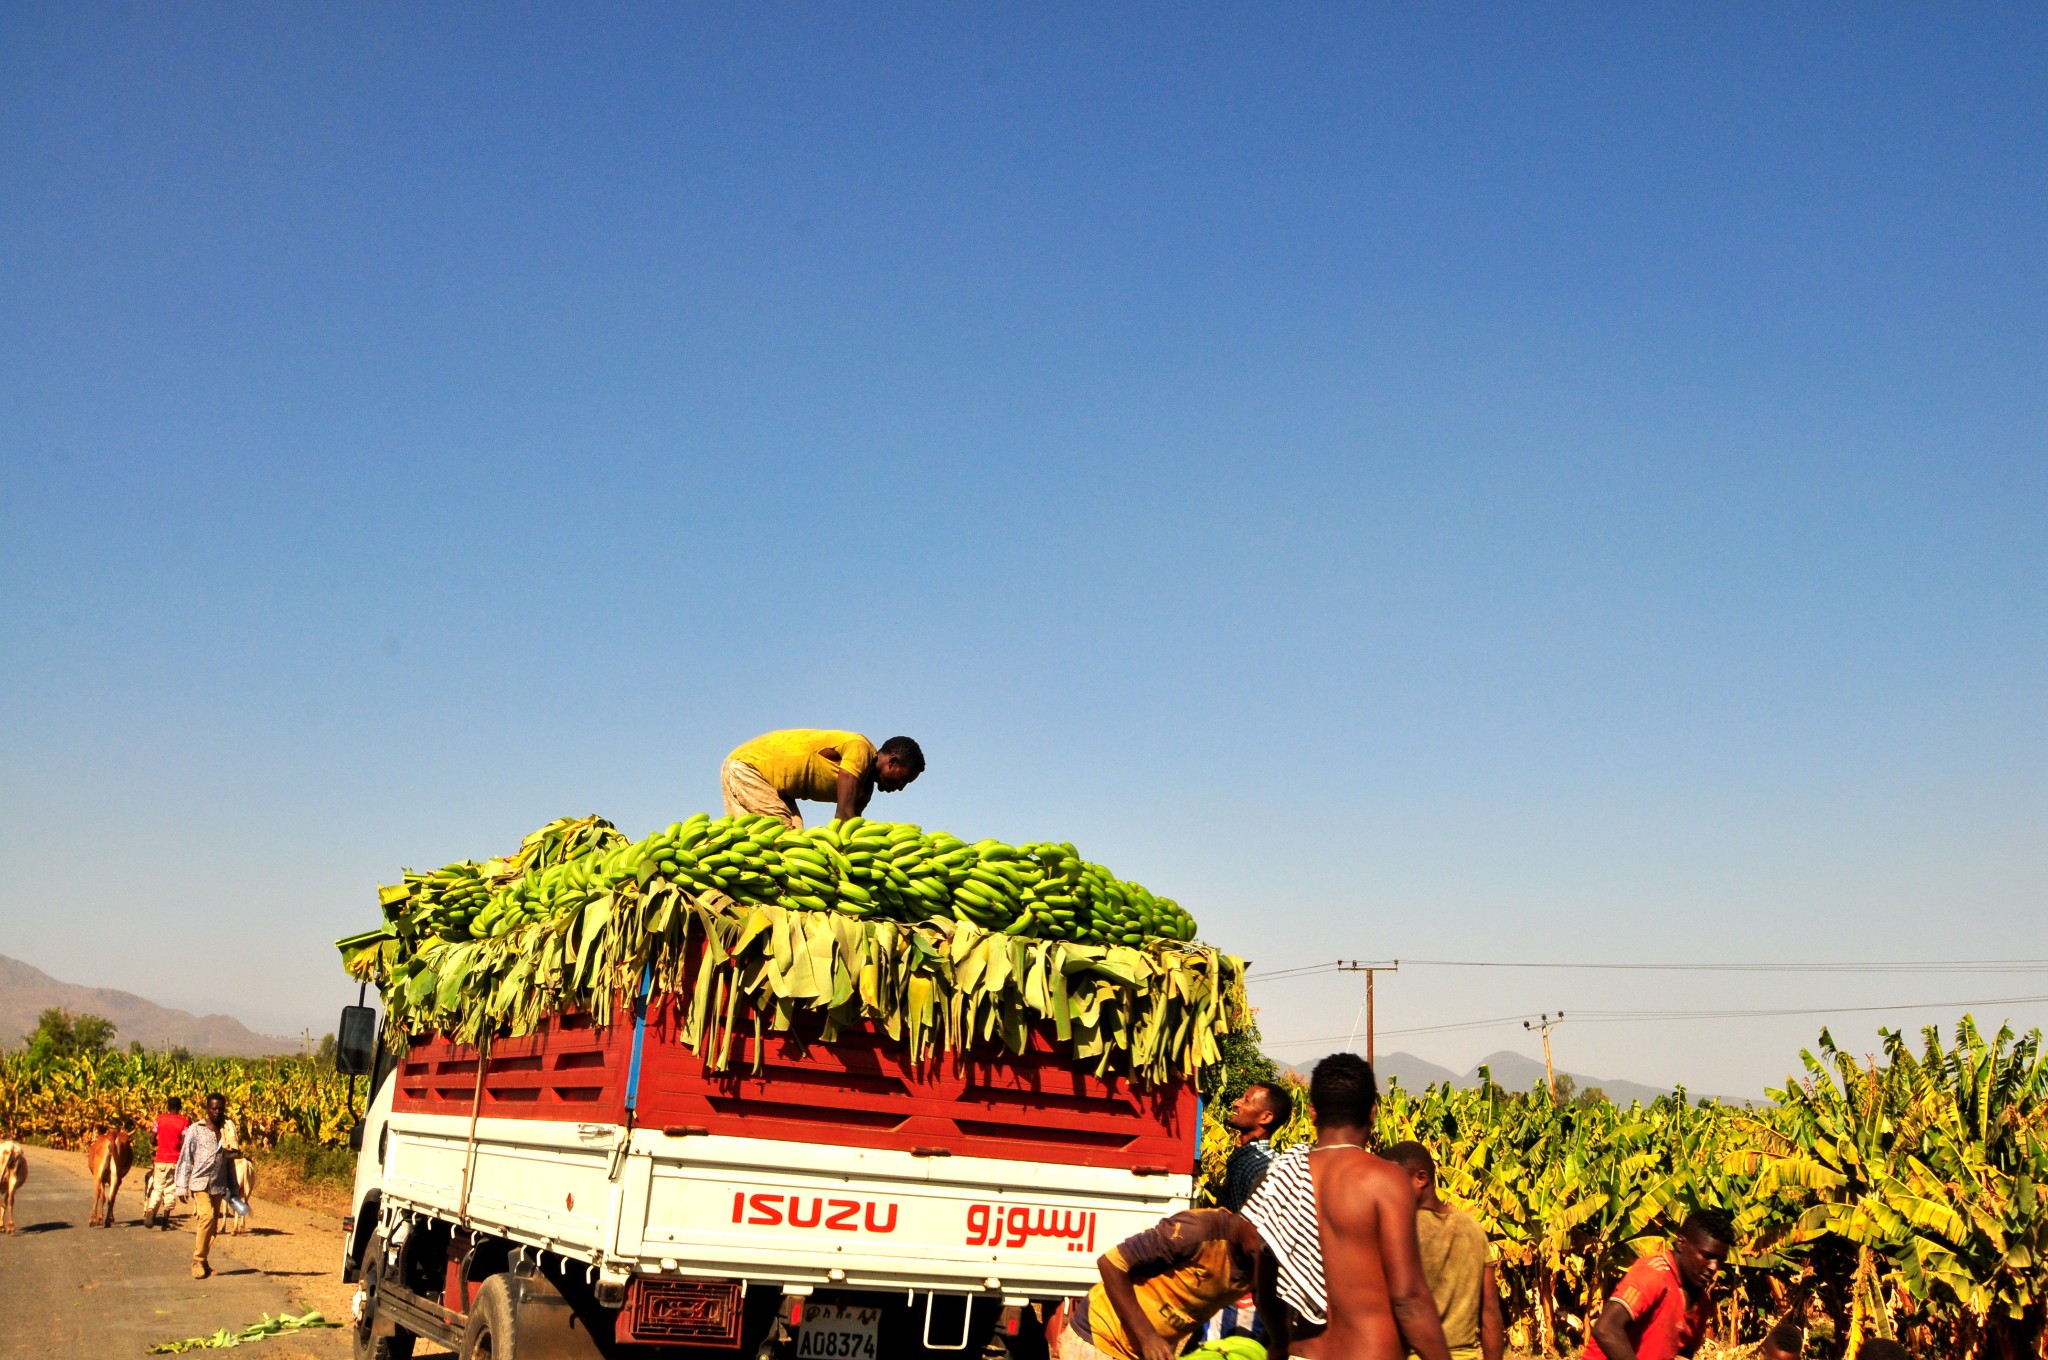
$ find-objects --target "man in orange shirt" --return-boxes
[1582,1208,1734,1360]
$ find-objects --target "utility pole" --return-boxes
[1338,960,1400,1067]
[1524,1012,1564,1099]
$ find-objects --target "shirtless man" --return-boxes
[1245,1053,1451,1360]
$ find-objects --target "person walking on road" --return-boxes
[721,729,924,829]
[1580,1207,1735,1360]
[174,1092,236,1279]
[1383,1142,1504,1360]
[1218,1082,1292,1212]
[1243,1053,1452,1360]
[141,1095,191,1229]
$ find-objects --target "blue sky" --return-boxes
[2,6,2041,1094]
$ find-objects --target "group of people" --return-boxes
[140,1092,246,1279]
[719,733,1819,1357]
[1049,1053,1843,1360]
[160,728,1880,1357]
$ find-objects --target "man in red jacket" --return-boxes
[141,1095,191,1229]
[1582,1209,1734,1360]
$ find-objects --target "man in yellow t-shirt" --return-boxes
[1047,1207,1273,1360]
[1385,1142,1503,1360]
[721,729,924,828]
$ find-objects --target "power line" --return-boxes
[1252,961,1346,981]
[1405,959,2048,974]
[1249,958,2048,980]
[1564,987,2048,1020]
[1260,992,2048,1050]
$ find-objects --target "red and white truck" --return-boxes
[335,978,1199,1359]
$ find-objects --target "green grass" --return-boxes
[268,1133,357,1189]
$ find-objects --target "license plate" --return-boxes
[796,1303,882,1360]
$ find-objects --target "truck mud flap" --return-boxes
[492,1270,612,1359]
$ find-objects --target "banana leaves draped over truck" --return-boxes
[338,814,1249,1086]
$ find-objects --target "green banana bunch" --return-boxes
[365,813,1200,952]
[1190,1338,1266,1360]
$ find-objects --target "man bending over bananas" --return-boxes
[722,729,924,829]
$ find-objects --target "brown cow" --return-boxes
[86,1129,133,1228]
[0,1140,25,1234]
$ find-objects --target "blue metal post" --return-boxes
[624,962,655,1113]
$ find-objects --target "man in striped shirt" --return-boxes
[174,1092,238,1280]
[1245,1054,1451,1360]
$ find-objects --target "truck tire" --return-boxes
[353,1241,416,1360]
[460,1273,608,1360]
[460,1277,518,1360]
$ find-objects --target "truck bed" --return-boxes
[376,996,1198,1298]
[393,999,1194,1170]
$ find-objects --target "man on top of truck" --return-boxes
[721,729,925,828]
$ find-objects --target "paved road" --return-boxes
[0,1145,354,1359]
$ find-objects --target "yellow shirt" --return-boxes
[728,730,876,804]
[1413,1204,1488,1355]
[1081,1210,1251,1360]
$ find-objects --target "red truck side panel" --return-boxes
[396,1009,630,1124]
[395,996,1194,1173]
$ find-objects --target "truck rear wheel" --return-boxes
[460,1272,608,1360]
[460,1277,517,1360]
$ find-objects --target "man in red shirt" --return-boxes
[1582,1208,1734,1360]
[140,1096,191,1230]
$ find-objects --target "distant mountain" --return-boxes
[1282,1052,1463,1090]
[1371,1052,1463,1091]
[0,954,299,1057]
[1459,1050,1689,1106]
[1285,1048,1748,1106]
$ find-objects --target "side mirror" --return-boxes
[336,1005,378,1076]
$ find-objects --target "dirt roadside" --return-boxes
[3,1144,357,1358]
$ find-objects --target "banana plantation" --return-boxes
[6,1019,2040,1358]
[0,1048,360,1158]
[1202,1018,2045,1358]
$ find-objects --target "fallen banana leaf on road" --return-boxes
[146,1310,337,1353]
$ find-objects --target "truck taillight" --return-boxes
[616,1279,745,1347]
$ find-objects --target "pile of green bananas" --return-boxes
[371,813,1197,949]
[1190,1340,1265,1360]
[379,866,489,941]
[380,815,631,943]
